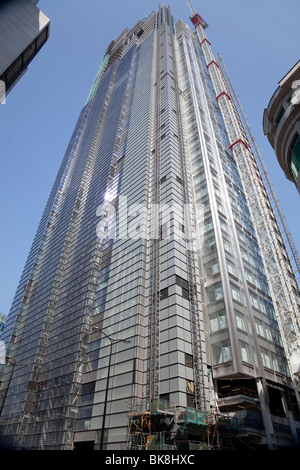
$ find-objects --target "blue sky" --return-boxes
[0,0,299,316]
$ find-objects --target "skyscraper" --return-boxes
[0,4,299,451]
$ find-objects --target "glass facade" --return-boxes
[290,133,300,182]
[0,6,299,450]
[0,314,6,338]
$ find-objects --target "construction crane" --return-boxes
[186,0,300,283]
[187,0,208,29]
[187,0,196,15]
[185,0,300,385]
[217,52,300,280]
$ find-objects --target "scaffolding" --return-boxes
[127,403,152,451]
[127,400,176,451]
[126,400,240,451]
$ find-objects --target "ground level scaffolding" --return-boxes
[126,399,243,451]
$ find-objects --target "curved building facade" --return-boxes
[263,61,300,193]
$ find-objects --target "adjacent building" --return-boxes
[263,60,300,193]
[0,5,299,451]
[0,0,50,101]
[0,315,6,339]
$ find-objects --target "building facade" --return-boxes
[263,61,300,193]
[0,0,50,101]
[0,315,6,339]
[0,5,299,450]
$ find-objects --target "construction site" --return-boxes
[126,399,255,451]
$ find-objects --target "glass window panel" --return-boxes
[240,342,249,362]
[209,310,227,332]
[235,311,246,331]
[231,287,240,302]
[261,350,271,369]
[212,341,232,364]
[290,134,300,181]
[206,283,223,303]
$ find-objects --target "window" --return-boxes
[251,295,259,310]
[223,238,232,254]
[186,379,195,394]
[187,393,195,408]
[175,275,189,300]
[240,342,249,363]
[160,287,169,300]
[259,300,267,314]
[290,133,300,182]
[255,320,264,337]
[206,282,223,303]
[160,393,170,404]
[231,286,241,303]
[261,349,271,369]
[185,353,193,368]
[203,235,216,254]
[222,345,232,363]
[81,381,96,395]
[209,310,227,332]
[241,249,249,262]
[203,217,213,233]
[265,326,272,341]
[227,261,236,276]
[204,258,220,277]
[216,286,223,300]
[235,311,246,331]
[272,357,280,372]
[212,341,232,364]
